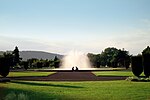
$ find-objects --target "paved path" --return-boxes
[10,71,127,81]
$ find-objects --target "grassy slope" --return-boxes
[0,81,150,100]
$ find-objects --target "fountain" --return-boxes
[60,50,91,70]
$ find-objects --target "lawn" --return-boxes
[93,71,144,77]
[0,80,150,100]
[0,71,150,100]
[7,71,55,77]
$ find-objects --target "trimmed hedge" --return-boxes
[142,46,150,77]
[0,53,14,77]
[142,54,150,77]
[0,57,10,77]
[131,56,143,77]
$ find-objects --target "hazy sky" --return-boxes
[0,0,150,55]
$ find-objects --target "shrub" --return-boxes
[142,46,150,77]
[0,52,14,77]
[126,77,150,82]
[20,61,29,70]
[142,54,150,77]
[4,92,16,100]
[131,56,143,77]
[4,92,29,100]
[0,57,11,77]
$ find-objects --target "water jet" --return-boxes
[60,50,91,70]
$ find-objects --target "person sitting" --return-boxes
[72,67,74,71]
[75,66,78,71]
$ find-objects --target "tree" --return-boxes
[100,47,119,67]
[95,54,101,68]
[88,47,130,68]
[87,53,101,67]
[27,58,38,68]
[142,46,150,77]
[53,56,60,68]
[20,61,29,70]
[43,59,50,67]
[100,51,107,66]
[0,53,14,77]
[36,61,43,68]
[114,49,130,69]
[131,56,143,77]
[12,46,21,66]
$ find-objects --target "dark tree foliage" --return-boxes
[25,58,55,69]
[114,49,130,69]
[0,53,14,77]
[43,59,50,67]
[95,54,101,68]
[100,51,107,66]
[20,61,29,70]
[142,46,150,77]
[99,48,130,68]
[87,53,95,66]
[36,61,43,68]
[27,58,38,68]
[54,56,60,68]
[49,60,55,67]
[101,47,119,67]
[87,47,131,68]
[12,46,21,65]
[131,56,143,77]
[87,53,101,67]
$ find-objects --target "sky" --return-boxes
[0,0,150,55]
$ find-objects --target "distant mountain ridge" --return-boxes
[0,51,63,61]
[20,51,63,61]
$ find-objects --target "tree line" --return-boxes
[20,56,60,70]
[0,46,132,77]
[87,47,130,69]
[1,46,150,78]
[0,46,60,77]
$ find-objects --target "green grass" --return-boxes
[7,71,55,77]
[0,80,150,100]
[93,71,144,77]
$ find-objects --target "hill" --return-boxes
[20,51,63,61]
[0,51,63,61]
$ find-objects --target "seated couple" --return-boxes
[72,66,79,71]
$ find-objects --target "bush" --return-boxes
[4,92,29,100]
[0,57,11,77]
[20,61,29,70]
[0,52,14,77]
[142,54,150,77]
[142,46,150,77]
[131,56,143,77]
[126,77,150,82]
